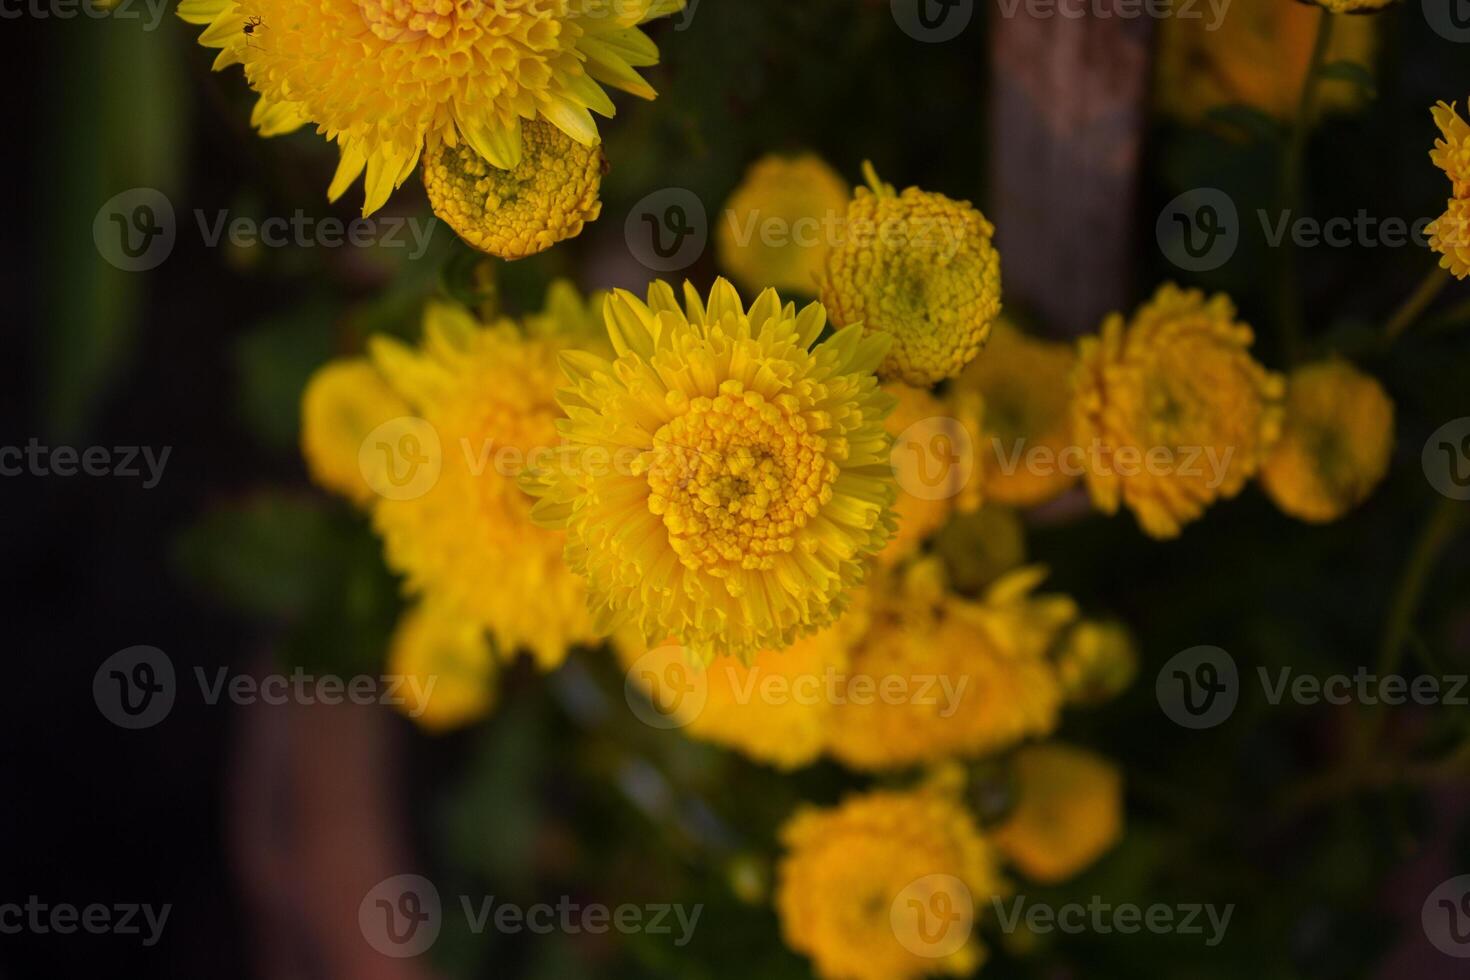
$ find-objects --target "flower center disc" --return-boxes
[644,385,837,575]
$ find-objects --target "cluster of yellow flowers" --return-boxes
[181,0,685,256]
[776,751,1123,980]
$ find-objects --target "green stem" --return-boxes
[1384,266,1452,343]
[1277,11,1336,365]
[1362,497,1465,743]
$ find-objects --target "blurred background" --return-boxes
[2,0,1469,977]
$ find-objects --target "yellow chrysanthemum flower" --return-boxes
[1055,619,1138,706]
[618,628,850,770]
[777,784,1006,980]
[1259,360,1394,523]
[954,321,1078,508]
[717,153,850,296]
[179,0,683,216]
[992,743,1123,885]
[1155,0,1377,122]
[819,163,1002,387]
[300,357,411,508]
[1430,101,1470,197]
[422,119,604,260]
[1072,284,1285,540]
[823,562,1074,771]
[1428,198,1470,279]
[369,285,608,669]
[526,278,898,663]
[387,599,497,733]
[880,382,982,566]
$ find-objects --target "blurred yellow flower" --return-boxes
[820,163,1002,387]
[717,153,850,296]
[1072,284,1285,539]
[1155,0,1377,123]
[777,784,1005,980]
[1260,360,1394,523]
[1308,0,1395,11]
[1430,101,1470,197]
[179,0,682,215]
[422,120,604,260]
[824,562,1074,771]
[618,627,850,770]
[992,743,1123,884]
[1428,199,1470,279]
[1055,619,1138,706]
[300,357,410,508]
[387,599,497,733]
[955,321,1078,508]
[880,382,982,567]
[369,287,607,670]
[526,279,897,663]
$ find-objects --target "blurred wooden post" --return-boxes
[989,1,1154,335]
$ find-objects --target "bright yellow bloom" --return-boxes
[387,599,497,733]
[1155,0,1377,122]
[881,382,982,566]
[422,119,603,260]
[527,279,898,663]
[993,743,1123,884]
[824,562,1074,771]
[717,153,850,296]
[1072,284,1285,539]
[955,321,1078,508]
[618,628,850,770]
[1431,101,1470,197]
[777,784,1005,980]
[1260,360,1394,523]
[1055,619,1137,705]
[179,0,683,216]
[1428,198,1470,279]
[300,357,411,508]
[369,286,607,669]
[820,163,1002,387]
